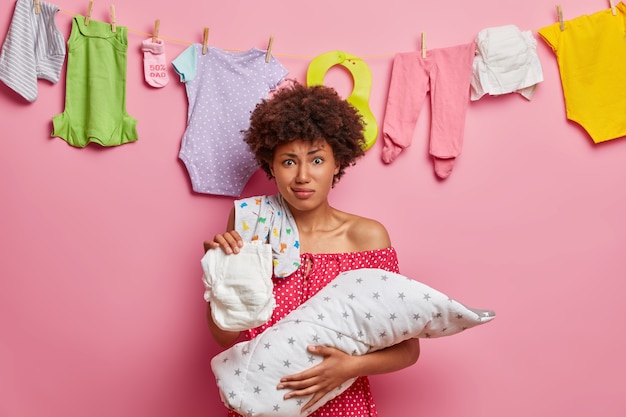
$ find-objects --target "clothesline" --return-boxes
[56,3,618,62]
[58,9,394,61]
[54,0,615,60]
[51,3,622,62]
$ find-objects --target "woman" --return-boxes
[205,82,420,417]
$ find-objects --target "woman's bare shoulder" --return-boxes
[345,213,391,251]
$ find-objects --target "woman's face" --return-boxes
[270,139,339,213]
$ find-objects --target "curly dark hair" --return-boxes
[243,82,366,185]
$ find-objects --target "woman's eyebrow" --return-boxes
[278,148,323,158]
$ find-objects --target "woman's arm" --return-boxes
[278,338,421,412]
[206,307,241,348]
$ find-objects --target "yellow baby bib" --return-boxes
[306,50,378,151]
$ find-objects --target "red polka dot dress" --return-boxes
[226,247,400,417]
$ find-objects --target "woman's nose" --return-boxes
[295,166,310,183]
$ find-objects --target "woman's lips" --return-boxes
[291,188,314,199]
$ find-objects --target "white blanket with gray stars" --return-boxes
[211,268,495,417]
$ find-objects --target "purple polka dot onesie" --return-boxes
[172,45,287,196]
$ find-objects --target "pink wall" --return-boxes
[2,0,625,416]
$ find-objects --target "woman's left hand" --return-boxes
[277,345,358,413]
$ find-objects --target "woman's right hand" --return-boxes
[203,230,244,254]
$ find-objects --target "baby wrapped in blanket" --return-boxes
[210,267,495,417]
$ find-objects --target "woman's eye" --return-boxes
[283,159,295,166]
[313,157,323,165]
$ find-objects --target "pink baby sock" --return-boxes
[142,38,169,88]
[433,157,456,179]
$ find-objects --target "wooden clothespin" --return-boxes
[34,0,41,14]
[265,36,274,63]
[85,0,94,25]
[152,19,161,43]
[556,5,564,31]
[110,5,116,32]
[610,0,617,16]
[202,27,209,55]
[421,32,426,58]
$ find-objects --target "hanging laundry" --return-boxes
[0,0,66,102]
[172,45,287,197]
[142,37,169,88]
[471,24,543,101]
[539,4,626,144]
[382,42,475,179]
[51,15,138,147]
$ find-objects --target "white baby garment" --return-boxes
[471,24,543,100]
